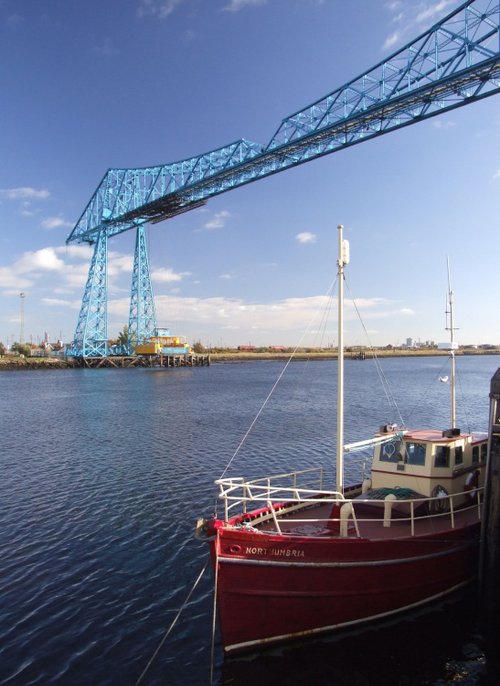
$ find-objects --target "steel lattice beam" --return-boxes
[66,0,500,357]
[67,0,500,246]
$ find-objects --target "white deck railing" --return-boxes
[216,467,337,520]
[215,469,483,537]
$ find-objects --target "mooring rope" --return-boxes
[134,559,209,686]
[344,279,406,428]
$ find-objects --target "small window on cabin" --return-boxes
[454,445,463,465]
[380,439,402,463]
[404,442,426,466]
[472,446,479,464]
[434,446,450,468]
[481,443,488,462]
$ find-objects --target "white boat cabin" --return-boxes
[369,424,488,505]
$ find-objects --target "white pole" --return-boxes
[20,292,26,345]
[336,224,348,493]
[447,258,456,429]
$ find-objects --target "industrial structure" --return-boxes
[66,0,500,358]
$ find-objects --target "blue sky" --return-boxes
[0,0,499,349]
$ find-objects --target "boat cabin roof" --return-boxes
[377,428,486,445]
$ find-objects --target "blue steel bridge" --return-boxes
[66,0,500,357]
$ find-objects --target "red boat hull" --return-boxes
[211,524,479,652]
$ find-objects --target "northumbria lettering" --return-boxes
[245,546,305,558]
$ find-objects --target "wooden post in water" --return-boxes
[480,367,500,678]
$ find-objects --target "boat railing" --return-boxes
[216,468,340,522]
[338,486,483,538]
[242,466,325,490]
[216,475,483,536]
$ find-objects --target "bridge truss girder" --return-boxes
[65,0,500,357]
[67,0,500,246]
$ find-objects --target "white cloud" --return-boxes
[152,267,190,283]
[55,245,94,260]
[432,120,455,130]
[0,244,132,296]
[6,13,24,28]
[15,248,65,273]
[0,187,49,200]
[223,0,267,12]
[41,297,81,309]
[107,252,133,277]
[0,247,67,290]
[137,0,184,19]
[137,0,268,17]
[91,37,119,56]
[41,217,74,230]
[152,294,401,339]
[416,1,455,25]
[107,297,130,319]
[203,209,231,231]
[296,231,316,244]
[383,31,401,50]
[383,0,456,52]
[182,29,196,42]
[0,266,33,289]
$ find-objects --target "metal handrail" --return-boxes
[216,466,323,488]
[216,472,484,536]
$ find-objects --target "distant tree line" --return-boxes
[3,342,31,356]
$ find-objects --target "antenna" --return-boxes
[19,292,26,345]
[445,258,458,429]
[336,224,349,494]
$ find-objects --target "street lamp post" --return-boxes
[20,292,26,345]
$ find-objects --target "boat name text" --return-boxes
[245,546,305,558]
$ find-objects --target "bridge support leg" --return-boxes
[128,225,157,352]
[70,231,109,357]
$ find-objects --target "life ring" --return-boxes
[383,442,396,458]
[429,484,449,514]
[464,470,480,500]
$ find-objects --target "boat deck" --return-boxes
[255,499,481,540]
[214,467,484,542]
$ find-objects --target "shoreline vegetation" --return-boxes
[0,347,499,370]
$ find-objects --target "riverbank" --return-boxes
[0,348,499,369]
[209,348,500,362]
[0,357,72,370]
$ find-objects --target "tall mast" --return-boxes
[336,224,349,493]
[446,258,457,428]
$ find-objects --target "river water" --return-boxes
[1,355,497,685]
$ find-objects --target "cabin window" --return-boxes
[472,446,479,464]
[454,446,463,465]
[404,442,426,466]
[434,446,450,468]
[380,439,402,463]
[481,443,488,462]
